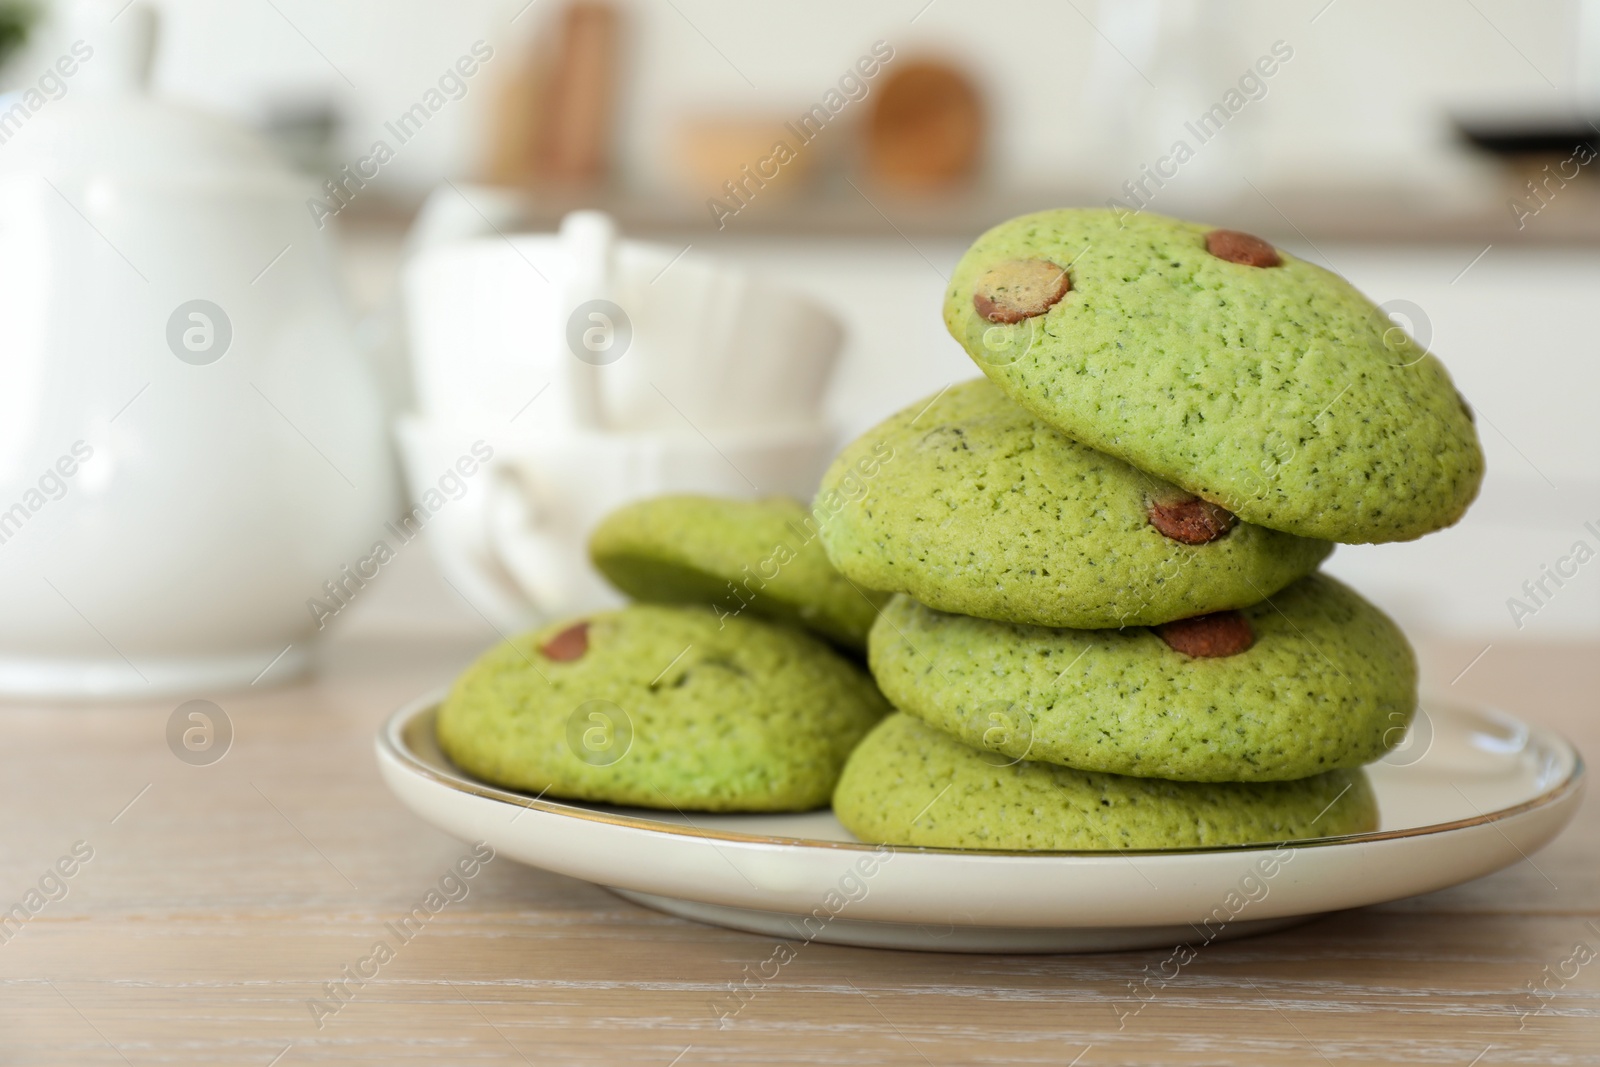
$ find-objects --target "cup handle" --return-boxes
[483,463,572,612]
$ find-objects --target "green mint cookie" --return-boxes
[438,604,888,811]
[817,378,1331,629]
[868,573,1416,782]
[944,209,1484,543]
[834,713,1379,851]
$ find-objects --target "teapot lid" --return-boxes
[0,0,300,187]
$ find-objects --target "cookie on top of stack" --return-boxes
[827,208,1484,851]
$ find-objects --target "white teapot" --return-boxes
[0,2,396,697]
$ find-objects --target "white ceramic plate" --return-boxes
[376,694,1583,953]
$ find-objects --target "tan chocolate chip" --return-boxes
[1147,496,1236,545]
[1156,611,1255,658]
[539,621,590,662]
[1205,229,1281,268]
[973,259,1071,323]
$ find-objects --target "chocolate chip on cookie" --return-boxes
[1156,611,1255,658]
[540,621,590,662]
[973,260,1071,323]
[1205,229,1281,268]
[1148,495,1236,545]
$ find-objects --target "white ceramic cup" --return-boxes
[395,417,838,630]
[402,210,845,435]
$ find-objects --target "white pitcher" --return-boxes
[0,1,396,697]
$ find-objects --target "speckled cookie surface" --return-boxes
[590,495,888,650]
[869,574,1416,782]
[437,605,889,812]
[833,714,1379,851]
[816,378,1331,628]
[943,209,1484,544]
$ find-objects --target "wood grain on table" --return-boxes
[1,635,1595,1066]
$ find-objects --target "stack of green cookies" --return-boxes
[435,207,1485,851]
[825,208,1484,851]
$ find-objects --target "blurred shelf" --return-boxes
[338,171,1600,245]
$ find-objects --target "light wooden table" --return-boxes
[2,633,1595,1066]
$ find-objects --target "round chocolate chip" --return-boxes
[1156,611,1255,658]
[1147,496,1236,545]
[1205,230,1281,268]
[973,259,1071,324]
[540,621,590,662]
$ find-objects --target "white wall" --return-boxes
[89,0,1576,198]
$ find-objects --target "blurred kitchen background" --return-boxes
[3,0,1596,693]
